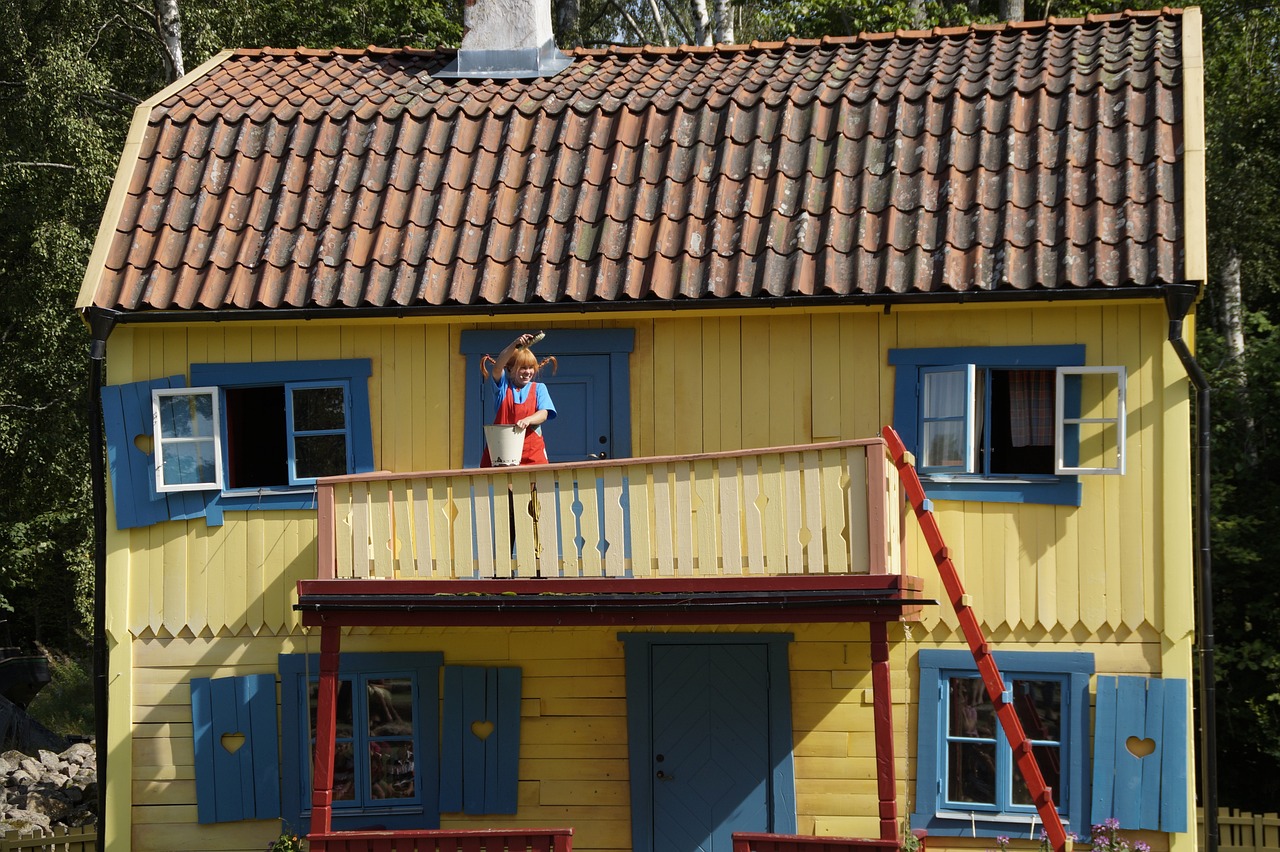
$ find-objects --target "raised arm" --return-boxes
[489,333,537,380]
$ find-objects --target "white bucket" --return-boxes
[484,424,526,466]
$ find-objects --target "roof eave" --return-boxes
[86,284,1183,325]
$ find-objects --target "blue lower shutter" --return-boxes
[191,674,281,823]
[440,666,522,815]
[1090,676,1188,831]
[102,376,213,528]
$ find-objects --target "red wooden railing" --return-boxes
[732,830,926,852]
[308,827,574,852]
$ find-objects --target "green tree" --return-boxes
[0,0,460,652]
[1199,0,1280,811]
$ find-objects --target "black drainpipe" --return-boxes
[86,307,118,842]
[1164,282,1216,852]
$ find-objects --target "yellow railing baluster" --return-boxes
[316,439,901,583]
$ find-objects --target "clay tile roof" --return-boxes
[82,9,1190,314]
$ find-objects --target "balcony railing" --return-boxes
[316,438,902,581]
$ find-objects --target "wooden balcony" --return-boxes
[316,438,904,582]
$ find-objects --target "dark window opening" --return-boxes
[224,386,288,488]
[987,369,1056,476]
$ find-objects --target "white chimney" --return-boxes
[437,0,571,78]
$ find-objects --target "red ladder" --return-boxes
[882,426,1069,852]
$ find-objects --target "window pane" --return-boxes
[1014,679,1062,742]
[923,422,966,468]
[923,371,967,418]
[332,742,356,802]
[369,741,415,800]
[1012,744,1061,806]
[367,679,413,736]
[948,678,995,739]
[293,386,347,431]
[157,393,215,439]
[309,679,355,738]
[948,741,996,804]
[161,441,218,486]
[296,435,348,478]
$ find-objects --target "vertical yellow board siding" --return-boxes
[718,317,743,450]
[111,304,1184,641]
[701,320,722,453]
[810,314,841,439]
[652,320,679,455]
[740,316,772,450]
[671,317,704,455]
[1116,304,1148,630]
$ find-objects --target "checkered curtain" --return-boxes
[1009,370,1054,447]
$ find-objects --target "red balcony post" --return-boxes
[317,483,336,580]
[870,621,898,841]
[310,624,341,838]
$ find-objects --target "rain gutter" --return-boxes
[88,285,1171,325]
[85,306,118,844]
[1164,281,1217,852]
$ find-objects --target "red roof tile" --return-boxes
[86,10,1189,313]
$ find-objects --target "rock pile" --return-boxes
[0,743,97,836]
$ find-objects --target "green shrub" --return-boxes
[27,647,94,739]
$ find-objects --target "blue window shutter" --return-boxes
[440,666,522,815]
[191,674,281,824]
[102,376,213,529]
[1090,676,1188,832]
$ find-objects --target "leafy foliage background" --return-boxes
[2,0,1278,810]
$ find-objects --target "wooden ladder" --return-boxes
[881,426,1069,852]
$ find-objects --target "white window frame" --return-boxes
[1055,366,1126,475]
[919,364,1126,479]
[919,365,977,474]
[152,387,224,493]
[282,381,354,485]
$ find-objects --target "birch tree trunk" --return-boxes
[156,0,185,81]
[1221,245,1256,458]
[713,0,733,44]
[692,0,712,44]
[1000,0,1024,22]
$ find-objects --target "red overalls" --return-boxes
[480,380,548,466]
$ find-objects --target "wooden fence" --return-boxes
[0,826,95,852]
[1204,809,1280,852]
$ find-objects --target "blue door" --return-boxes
[479,353,613,464]
[650,644,771,852]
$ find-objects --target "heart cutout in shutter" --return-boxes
[471,720,495,741]
[221,732,246,754]
[1125,736,1156,758]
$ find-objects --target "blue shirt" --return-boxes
[492,373,556,433]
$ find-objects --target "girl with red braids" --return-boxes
[480,333,557,466]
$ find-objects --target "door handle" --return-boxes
[655,770,674,781]
[589,452,608,459]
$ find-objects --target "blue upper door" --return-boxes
[479,354,613,464]
[461,329,634,468]
[650,644,771,852]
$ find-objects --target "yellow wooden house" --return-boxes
[76,6,1208,852]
